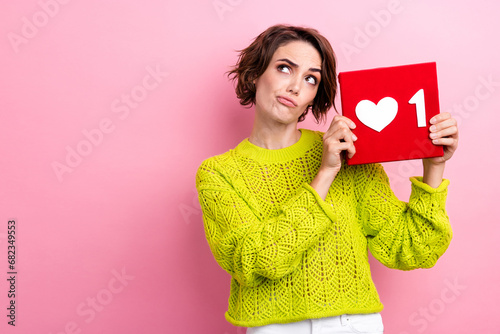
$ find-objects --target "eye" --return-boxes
[306,75,317,85]
[277,64,291,74]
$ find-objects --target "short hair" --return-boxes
[227,24,337,123]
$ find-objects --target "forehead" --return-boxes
[272,41,322,68]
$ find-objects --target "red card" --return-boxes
[338,62,444,165]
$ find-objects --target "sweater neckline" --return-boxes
[235,128,316,162]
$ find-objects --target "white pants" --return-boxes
[246,313,384,334]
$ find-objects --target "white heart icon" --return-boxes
[355,97,398,132]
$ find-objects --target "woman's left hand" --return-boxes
[423,112,459,166]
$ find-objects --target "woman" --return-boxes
[196,24,458,334]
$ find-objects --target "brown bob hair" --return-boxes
[227,24,337,123]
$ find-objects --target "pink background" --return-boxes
[1,1,499,333]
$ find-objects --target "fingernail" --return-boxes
[430,133,437,139]
[430,125,436,132]
[430,118,436,124]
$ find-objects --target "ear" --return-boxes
[251,77,258,92]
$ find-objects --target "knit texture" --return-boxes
[195,128,452,327]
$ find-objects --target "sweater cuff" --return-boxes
[302,182,338,222]
[410,176,450,193]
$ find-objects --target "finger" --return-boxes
[429,125,458,141]
[430,112,452,125]
[333,115,356,129]
[324,126,355,149]
[327,128,357,158]
[326,141,356,158]
[328,114,356,130]
[431,136,458,147]
[429,117,457,132]
[330,125,357,143]
[345,141,356,159]
[326,115,356,136]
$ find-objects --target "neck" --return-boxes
[248,123,302,149]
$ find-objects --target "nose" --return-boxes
[287,76,301,95]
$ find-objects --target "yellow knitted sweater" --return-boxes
[195,128,452,327]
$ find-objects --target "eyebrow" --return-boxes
[276,58,321,73]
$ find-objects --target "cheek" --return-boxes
[255,88,271,110]
[305,87,319,105]
[257,74,276,91]
[255,76,276,103]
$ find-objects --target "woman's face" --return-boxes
[254,40,322,126]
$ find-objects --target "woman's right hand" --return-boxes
[320,114,357,175]
[310,114,357,200]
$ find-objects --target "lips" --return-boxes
[277,96,298,108]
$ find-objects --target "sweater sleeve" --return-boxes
[196,158,337,287]
[356,163,453,270]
